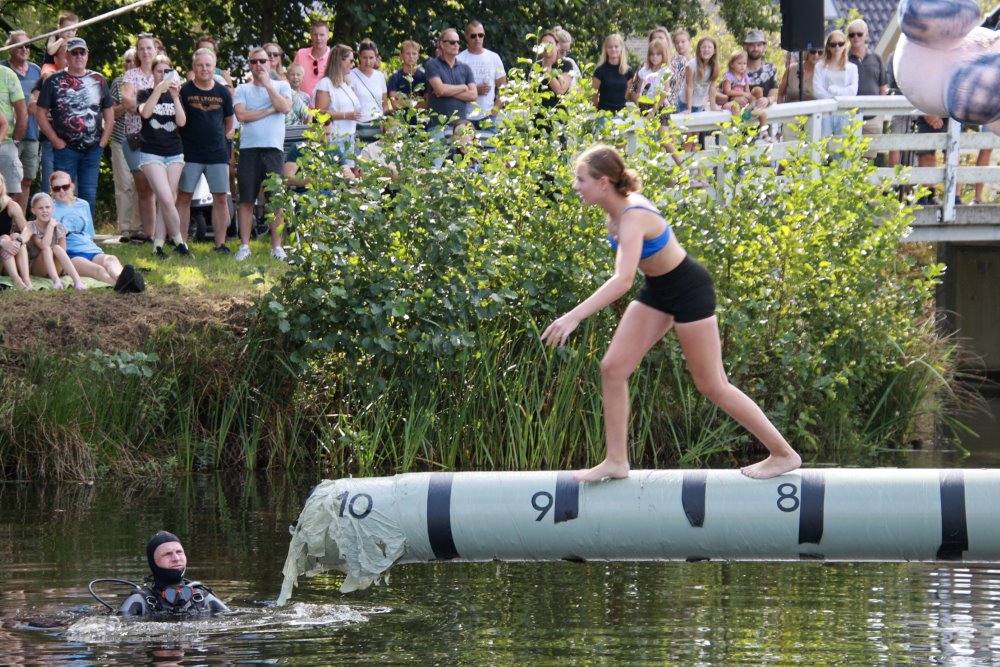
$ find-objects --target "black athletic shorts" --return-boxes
[635,255,716,323]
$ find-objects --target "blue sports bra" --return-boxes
[606,206,671,259]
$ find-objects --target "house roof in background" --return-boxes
[829,0,899,46]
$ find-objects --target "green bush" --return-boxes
[261,74,960,473]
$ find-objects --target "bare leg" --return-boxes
[674,317,800,479]
[71,257,114,286]
[270,208,283,250]
[238,201,253,246]
[133,169,156,239]
[176,190,192,244]
[93,253,123,282]
[211,194,229,246]
[1,253,27,289]
[974,149,992,203]
[14,245,33,289]
[53,245,86,288]
[576,301,673,482]
[142,162,183,241]
[31,247,63,286]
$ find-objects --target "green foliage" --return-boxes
[681,120,953,454]
[260,71,959,474]
[0,319,316,480]
[716,0,782,46]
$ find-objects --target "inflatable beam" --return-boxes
[277,469,1000,601]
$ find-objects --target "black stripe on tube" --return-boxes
[681,470,707,527]
[553,472,579,523]
[426,473,459,560]
[797,470,826,545]
[937,470,969,561]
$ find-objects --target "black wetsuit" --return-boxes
[118,578,229,617]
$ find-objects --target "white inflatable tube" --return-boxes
[277,469,1000,602]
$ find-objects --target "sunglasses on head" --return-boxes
[249,57,268,64]
[51,183,72,192]
[161,585,194,606]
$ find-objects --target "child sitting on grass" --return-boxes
[27,193,87,290]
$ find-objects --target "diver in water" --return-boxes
[117,531,229,617]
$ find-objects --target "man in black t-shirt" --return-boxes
[176,48,234,253]
[35,38,113,220]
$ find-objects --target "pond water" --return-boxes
[2,400,999,665]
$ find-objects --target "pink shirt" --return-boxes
[293,46,330,98]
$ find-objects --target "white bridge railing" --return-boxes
[667,96,1000,235]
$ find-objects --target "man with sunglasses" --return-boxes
[35,38,113,221]
[456,20,506,132]
[119,531,229,617]
[846,19,888,154]
[233,46,291,261]
[2,31,38,212]
[293,20,331,99]
[425,28,476,127]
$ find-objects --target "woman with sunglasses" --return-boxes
[49,171,143,292]
[119,531,229,617]
[813,30,859,136]
[263,42,287,80]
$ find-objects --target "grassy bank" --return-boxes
[0,238,305,480]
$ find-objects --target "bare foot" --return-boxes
[574,459,630,483]
[73,280,87,290]
[740,452,802,479]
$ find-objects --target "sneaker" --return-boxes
[235,245,252,261]
[174,243,191,257]
[214,244,232,255]
[154,246,168,259]
[270,246,287,261]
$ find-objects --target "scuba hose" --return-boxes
[87,578,142,613]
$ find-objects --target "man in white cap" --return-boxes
[743,29,778,109]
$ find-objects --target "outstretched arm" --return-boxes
[541,215,645,347]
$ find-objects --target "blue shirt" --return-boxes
[423,57,474,126]
[54,198,102,257]
[0,60,40,140]
[234,79,291,150]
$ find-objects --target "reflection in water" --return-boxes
[1,471,999,664]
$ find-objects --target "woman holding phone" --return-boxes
[138,55,189,257]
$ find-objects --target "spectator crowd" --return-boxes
[0,13,964,290]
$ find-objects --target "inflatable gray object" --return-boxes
[278,469,1000,602]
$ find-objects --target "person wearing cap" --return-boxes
[742,30,778,109]
[35,37,113,222]
[118,531,229,617]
